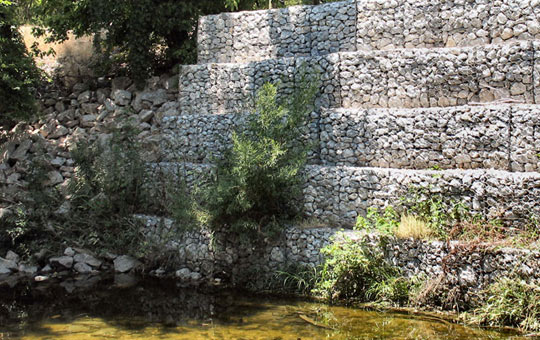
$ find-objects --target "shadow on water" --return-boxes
[0,276,270,338]
[0,276,534,340]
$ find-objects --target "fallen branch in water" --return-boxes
[297,313,334,330]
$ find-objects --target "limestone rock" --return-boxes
[175,268,191,280]
[111,77,133,92]
[74,262,92,274]
[50,256,74,269]
[49,125,69,139]
[113,255,141,273]
[44,171,64,186]
[5,251,19,263]
[139,110,154,123]
[74,253,102,268]
[11,140,33,161]
[113,90,132,106]
[0,257,18,274]
[64,247,76,257]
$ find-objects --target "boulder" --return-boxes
[0,257,17,275]
[175,268,191,281]
[113,90,132,106]
[138,110,154,123]
[74,253,102,268]
[77,90,92,103]
[113,255,141,273]
[0,208,12,220]
[11,140,33,161]
[64,247,75,257]
[44,171,64,186]
[49,125,69,139]
[111,77,133,92]
[19,264,38,275]
[50,256,74,269]
[74,262,92,274]
[5,250,19,263]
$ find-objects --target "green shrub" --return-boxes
[355,206,400,235]
[66,125,158,254]
[0,153,63,258]
[403,189,470,239]
[70,126,149,217]
[0,1,41,126]
[312,234,408,303]
[199,78,317,237]
[466,278,540,332]
[356,188,507,242]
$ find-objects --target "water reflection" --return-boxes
[0,277,532,340]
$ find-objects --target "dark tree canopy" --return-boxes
[0,0,41,126]
[33,0,228,84]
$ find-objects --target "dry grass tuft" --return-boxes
[396,215,432,240]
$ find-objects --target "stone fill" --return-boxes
[160,105,540,172]
[197,0,540,63]
[180,41,537,115]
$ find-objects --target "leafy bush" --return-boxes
[355,206,400,235]
[225,0,337,10]
[466,278,540,332]
[403,189,471,239]
[199,78,317,237]
[0,153,64,258]
[66,125,162,254]
[273,264,320,295]
[312,234,408,303]
[0,1,41,126]
[70,126,149,218]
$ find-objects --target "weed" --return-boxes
[465,278,540,332]
[273,264,320,295]
[395,215,433,240]
[355,206,400,235]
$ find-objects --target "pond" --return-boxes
[0,276,531,340]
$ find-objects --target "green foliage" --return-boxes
[466,278,540,332]
[199,78,317,237]
[356,188,509,242]
[70,126,148,218]
[355,206,400,235]
[312,234,407,303]
[0,152,63,258]
[225,0,337,10]
[403,189,470,239]
[33,0,226,84]
[366,276,415,306]
[0,1,41,126]
[66,125,156,254]
[273,264,320,295]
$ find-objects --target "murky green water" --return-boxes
[0,276,532,340]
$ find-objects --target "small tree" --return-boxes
[200,76,318,237]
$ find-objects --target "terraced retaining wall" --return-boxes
[142,217,540,295]
[198,0,540,63]
[161,105,540,172]
[182,41,540,115]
